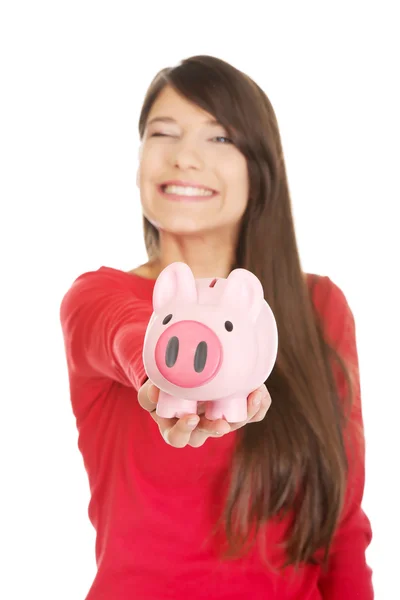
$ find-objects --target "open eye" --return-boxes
[225,321,233,332]
[213,136,233,144]
[163,314,173,325]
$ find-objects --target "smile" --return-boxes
[159,184,217,200]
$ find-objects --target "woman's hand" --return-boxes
[137,379,272,448]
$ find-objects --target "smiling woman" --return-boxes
[60,54,373,600]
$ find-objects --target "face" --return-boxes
[137,85,249,236]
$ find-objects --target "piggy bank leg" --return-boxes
[156,390,198,419]
[205,397,247,423]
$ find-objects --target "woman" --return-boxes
[60,55,373,599]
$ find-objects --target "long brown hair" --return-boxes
[137,55,356,567]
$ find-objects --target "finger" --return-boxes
[227,390,262,431]
[189,417,232,446]
[187,428,211,448]
[248,388,272,423]
[228,387,272,431]
[158,415,200,448]
[150,414,178,432]
[246,384,268,421]
[196,416,231,437]
[137,379,159,412]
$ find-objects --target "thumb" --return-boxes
[138,378,159,412]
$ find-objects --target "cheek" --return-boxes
[139,146,164,182]
[223,157,249,203]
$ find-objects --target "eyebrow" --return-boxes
[146,116,221,127]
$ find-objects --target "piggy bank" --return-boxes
[142,262,278,423]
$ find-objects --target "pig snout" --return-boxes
[154,320,223,388]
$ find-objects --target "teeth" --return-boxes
[163,185,213,197]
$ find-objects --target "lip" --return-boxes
[158,180,218,201]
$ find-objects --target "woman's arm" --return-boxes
[60,269,151,391]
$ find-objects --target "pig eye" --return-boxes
[225,321,233,332]
[162,314,173,325]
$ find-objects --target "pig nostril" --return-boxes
[194,341,208,373]
[165,336,179,367]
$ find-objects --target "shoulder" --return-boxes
[306,273,355,349]
[68,266,136,290]
[306,273,350,312]
[61,266,154,306]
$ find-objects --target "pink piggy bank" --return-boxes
[142,262,278,423]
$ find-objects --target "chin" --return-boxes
[162,224,208,236]
[152,215,212,235]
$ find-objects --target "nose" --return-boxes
[171,137,204,171]
[155,320,222,388]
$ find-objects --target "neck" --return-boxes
[151,228,238,279]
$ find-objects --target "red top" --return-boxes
[60,267,373,600]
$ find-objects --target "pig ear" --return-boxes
[221,268,265,322]
[153,262,198,314]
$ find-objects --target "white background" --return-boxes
[1,1,399,599]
